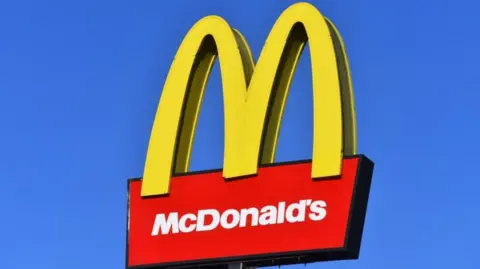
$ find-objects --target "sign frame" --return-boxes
[126,155,373,269]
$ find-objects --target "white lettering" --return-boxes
[220,209,240,229]
[151,212,179,236]
[178,213,196,233]
[196,209,220,232]
[150,199,328,236]
[309,200,327,221]
[239,208,259,227]
[285,199,308,223]
[277,202,286,224]
[259,205,277,225]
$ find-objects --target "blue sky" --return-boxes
[1,0,479,268]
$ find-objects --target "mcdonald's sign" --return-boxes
[126,2,374,269]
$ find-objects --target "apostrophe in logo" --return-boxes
[127,2,374,269]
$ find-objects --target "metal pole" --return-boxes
[227,263,244,269]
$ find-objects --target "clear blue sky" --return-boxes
[1,0,479,268]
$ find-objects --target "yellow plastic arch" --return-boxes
[141,2,357,197]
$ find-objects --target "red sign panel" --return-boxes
[126,155,373,269]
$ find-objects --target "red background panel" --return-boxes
[127,156,371,268]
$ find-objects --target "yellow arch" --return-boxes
[141,2,357,197]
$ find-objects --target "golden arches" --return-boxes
[141,2,356,197]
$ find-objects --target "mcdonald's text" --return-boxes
[151,199,328,236]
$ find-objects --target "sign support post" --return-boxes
[228,263,244,269]
[228,263,255,269]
